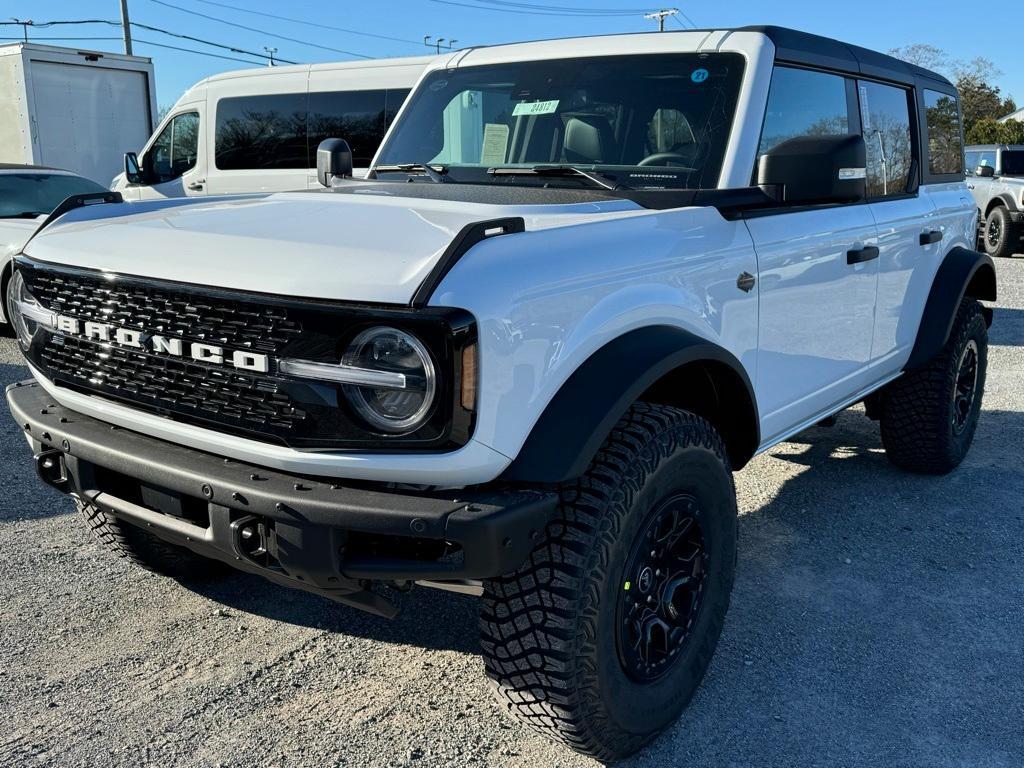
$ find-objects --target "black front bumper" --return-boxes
[7,380,556,616]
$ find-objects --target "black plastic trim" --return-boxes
[7,380,557,584]
[410,217,525,308]
[500,326,759,484]
[21,191,123,250]
[906,247,997,371]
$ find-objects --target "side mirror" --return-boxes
[976,165,995,178]
[758,134,867,205]
[124,152,143,184]
[317,138,354,187]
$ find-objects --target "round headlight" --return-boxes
[341,327,437,433]
[7,270,40,351]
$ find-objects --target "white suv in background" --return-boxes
[8,26,996,761]
[111,55,434,198]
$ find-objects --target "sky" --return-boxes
[3,0,1021,113]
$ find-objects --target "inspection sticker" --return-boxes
[480,123,510,165]
[512,99,560,117]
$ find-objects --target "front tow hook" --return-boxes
[35,448,71,492]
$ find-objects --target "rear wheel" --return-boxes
[879,299,987,474]
[983,206,1019,258]
[77,500,229,581]
[480,404,737,760]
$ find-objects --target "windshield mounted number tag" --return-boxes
[512,99,560,117]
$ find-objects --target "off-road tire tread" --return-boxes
[879,299,986,474]
[985,207,1018,259]
[480,403,734,760]
[77,500,227,580]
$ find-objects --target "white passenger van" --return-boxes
[113,56,433,199]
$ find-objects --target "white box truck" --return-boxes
[0,43,156,185]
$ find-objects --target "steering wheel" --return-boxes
[637,152,697,169]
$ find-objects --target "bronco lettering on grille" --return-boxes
[54,315,270,373]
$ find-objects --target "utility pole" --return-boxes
[643,8,679,32]
[424,36,458,54]
[264,47,278,67]
[119,0,133,55]
[11,18,32,43]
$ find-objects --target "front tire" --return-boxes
[77,500,229,581]
[480,404,737,761]
[879,299,988,474]
[983,206,1019,258]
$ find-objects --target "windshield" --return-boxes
[375,53,745,190]
[1002,150,1024,176]
[0,173,106,218]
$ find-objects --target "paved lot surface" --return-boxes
[1,259,1022,768]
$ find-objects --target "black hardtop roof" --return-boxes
[738,26,954,89]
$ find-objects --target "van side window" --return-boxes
[215,93,308,170]
[923,90,963,176]
[307,88,409,167]
[758,67,849,156]
[857,81,913,198]
[149,112,199,183]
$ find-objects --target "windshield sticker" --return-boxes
[691,68,709,84]
[512,99,560,117]
[480,123,510,165]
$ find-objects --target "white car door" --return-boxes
[745,66,881,444]
[862,83,966,372]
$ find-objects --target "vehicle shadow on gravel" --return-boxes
[990,306,1024,345]
[0,360,30,386]
[180,571,481,653]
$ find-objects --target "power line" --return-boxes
[0,18,293,64]
[179,0,426,48]
[147,0,373,59]
[130,20,298,64]
[133,36,266,65]
[425,0,659,15]
[464,0,660,14]
[0,33,268,65]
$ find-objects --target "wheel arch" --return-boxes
[0,258,12,325]
[906,247,996,371]
[985,194,1018,216]
[499,326,759,484]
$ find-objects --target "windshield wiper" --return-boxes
[373,163,449,184]
[488,165,628,191]
[0,211,47,219]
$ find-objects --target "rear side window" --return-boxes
[215,93,308,170]
[923,90,963,176]
[758,67,850,156]
[1002,151,1024,175]
[306,88,409,167]
[857,80,913,199]
[216,89,411,170]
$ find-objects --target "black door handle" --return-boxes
[847,246,880,265]
[919,230,942,245]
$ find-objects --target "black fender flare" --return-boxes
[986,194,1020,216]
[905,247,996,371]
[499,326,759,484]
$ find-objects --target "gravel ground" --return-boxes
[1,259,1022,768]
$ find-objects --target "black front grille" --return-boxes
[41,334,304,431]
[27,268,304,354]
[18,258,473,451]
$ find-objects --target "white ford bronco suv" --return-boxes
[5,27,997,760]
[964,144,1024,258]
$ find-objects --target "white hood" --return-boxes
[22,190,646,304]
